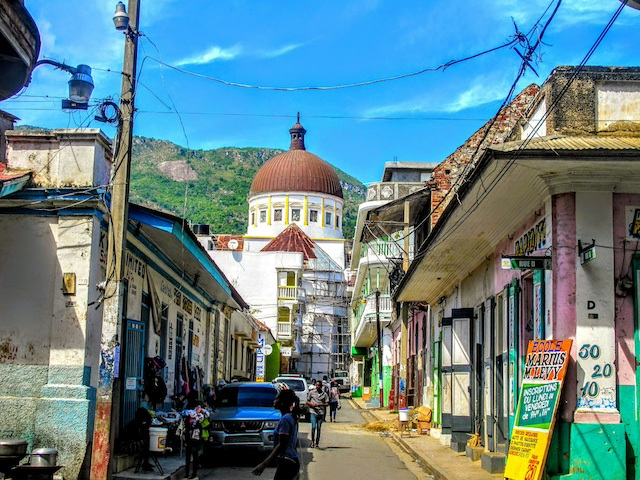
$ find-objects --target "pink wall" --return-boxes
[613,193,640,387]
[552,193,577,420]
[493,208,547,292]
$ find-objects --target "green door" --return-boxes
[508,280,519,434]
[433,338,441,425]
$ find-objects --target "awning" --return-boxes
[0,171,31,198]
[396,136,640,304]
[128,203,248,310]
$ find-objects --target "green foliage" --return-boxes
[129,136,365,237]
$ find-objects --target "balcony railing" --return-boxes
[360,240,402,260]
[365,181,426,203]
[352,293,393,347]
[277,322,292,340]
[353,292,392,330]
[278,286,300,301]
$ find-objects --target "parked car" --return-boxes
[273,375,310,421]
[207,382,281,450]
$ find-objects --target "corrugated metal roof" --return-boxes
[261,223,317,260]
[493,135,640,152]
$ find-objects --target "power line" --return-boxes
[141,34,520,92]
[415,0,630,259]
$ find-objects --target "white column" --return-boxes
[574,191,619,422]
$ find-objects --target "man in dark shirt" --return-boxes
[307,380,329,448]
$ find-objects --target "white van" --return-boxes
[273,375,310,421]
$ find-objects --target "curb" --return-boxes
[354,405,454,480]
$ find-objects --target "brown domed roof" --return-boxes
[249,118,343,199]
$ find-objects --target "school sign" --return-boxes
[505,339,572,480]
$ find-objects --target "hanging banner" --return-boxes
[256,333,267,382]
[505,339,572,480]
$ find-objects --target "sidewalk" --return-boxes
[113,454,200,480]
[350,397,504,480]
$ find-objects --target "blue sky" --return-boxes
[5,0,640,183]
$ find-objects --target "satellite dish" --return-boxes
[228,239,239,250]
[262,345,273,355]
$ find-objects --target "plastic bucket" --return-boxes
[149,427,168,452]
[398,409,410,422]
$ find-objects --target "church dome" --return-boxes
[249,118,343,199]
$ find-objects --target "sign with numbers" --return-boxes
[505,340,572,480]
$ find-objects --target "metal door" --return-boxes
[441,319,452,436]
[451,308,474,451]
[496,291,509,453]
[484,298,495,451]
[433,339,441,425]
[122,319,146,427]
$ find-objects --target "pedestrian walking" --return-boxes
[328,381,341,422]
[252,389,301,480]
[181,390,209,479]
[307,379,329,448]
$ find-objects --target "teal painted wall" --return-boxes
[619,385,639,478]
[0,364,95,480]
[368,350,392,407]
[548,422,626,480]
[383,365,392,407]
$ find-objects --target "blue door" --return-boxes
[122,319,146,427]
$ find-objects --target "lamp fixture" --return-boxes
[621,0,640,10]
[30,59,94,110]
[113,2,130,31]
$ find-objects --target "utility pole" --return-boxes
[399,200,410,408]
[91,1,140,479]
[375,289,384,407]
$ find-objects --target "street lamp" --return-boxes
[31,59,94,109]
[621,0,640,10]
[112,2,129,31]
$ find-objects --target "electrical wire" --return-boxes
[413,0,630,261]
[141,34,521,92]
[362,0,565,251]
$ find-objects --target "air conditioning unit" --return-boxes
[192,224,210,235]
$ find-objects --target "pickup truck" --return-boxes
[331,370,350,394]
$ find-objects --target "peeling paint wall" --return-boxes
[0,214,102,479]
[124,241,212,406]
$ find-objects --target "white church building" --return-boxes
[197,119,350,379]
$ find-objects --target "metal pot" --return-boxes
[30,448,57,467]
[0,438,27,458]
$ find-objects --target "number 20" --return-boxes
[592,364,613,378]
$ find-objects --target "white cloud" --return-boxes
[258,43,304,58]
[175,45,243,66]
[365,77,509,116]
[36,19,57,52]
[491,0,617,28]
[174,42,304,65]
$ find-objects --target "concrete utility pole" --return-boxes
[375,289,384,406]
[399,200,410,408]
[91,1,140,479]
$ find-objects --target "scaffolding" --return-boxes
[296,246,351,378]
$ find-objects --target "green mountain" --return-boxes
[129,136,366,238]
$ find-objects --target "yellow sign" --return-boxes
[505,340,572,480]
[505,429,549,479]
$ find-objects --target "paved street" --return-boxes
[196,400,421,480]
